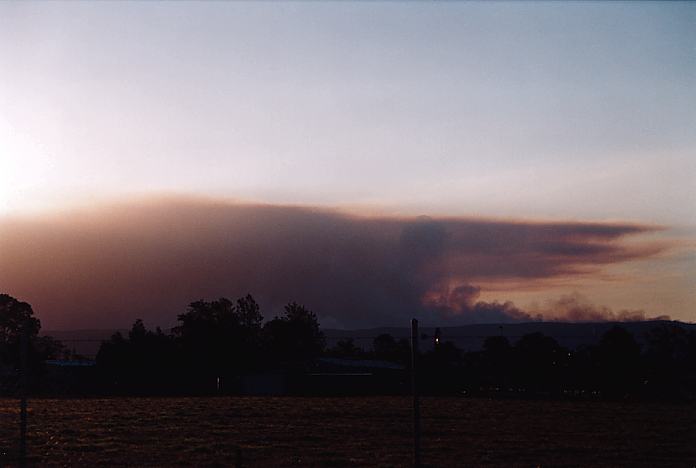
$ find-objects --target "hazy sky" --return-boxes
[1,2,694,328]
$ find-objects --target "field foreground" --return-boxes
[0,396,694,467]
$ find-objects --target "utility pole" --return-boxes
[19,329,28,467]
[411,319,421,468]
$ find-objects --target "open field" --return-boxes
[1,396,694,467]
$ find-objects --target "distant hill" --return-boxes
[323,320,696,352]
[43,321,695,358]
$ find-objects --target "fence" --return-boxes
[5,321,426,466]
[2,322,695,466]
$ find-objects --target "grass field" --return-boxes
[0,396,694,466]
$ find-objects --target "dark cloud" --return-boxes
[534,294,670,323]
[422,284,539,323]
[0,197,666,329]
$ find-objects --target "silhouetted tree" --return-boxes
[97,295,267,394]
[0,294,64,366]
[328,338,363,358]
[174,295,264,376]
[643,324,696,399]
[97,319,179,394]
[422,340,463,394]
[84,292,696,400]
[0,294,65,393]
[372,334,410,364]
[514,332,567,394]
[0,294,40,346]
[566,344,597,394]
[236,294,264,329]
[596,326,641,398]
[483,335,511,361]
[481,336,512,388]
[263,302,325,364]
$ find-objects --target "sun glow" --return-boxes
[0,116,57,215]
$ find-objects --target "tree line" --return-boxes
[1,293,695,400]
[417,326,696,400]
[96,296,324,393]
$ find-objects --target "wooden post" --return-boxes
[19,329,28,467]
[411,319,421,468]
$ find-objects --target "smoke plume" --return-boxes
[0,196,667,329]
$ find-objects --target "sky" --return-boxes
[0,2,694,329]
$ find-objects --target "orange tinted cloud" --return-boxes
[0,197,668,329]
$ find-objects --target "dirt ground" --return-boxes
[0,396,694,467]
